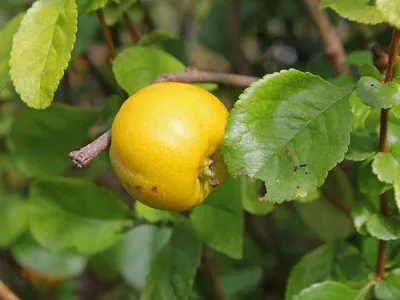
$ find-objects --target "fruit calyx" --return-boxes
[200,158,219,188]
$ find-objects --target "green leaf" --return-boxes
[191,178,243,259]
[223,69,353,203]
[376,0,400,30]
[10,0,78,109]
[345,131,378,161]
[76,0,107,15]
[7,103,98,177]
[347,51,373,67]
[295,168,355,241]
[358,159,388,196]
[359,64,382,80]
[140,222,201,300]
[294,281,358,300]
[220,265,263,299]
[372,152,400,184]
[88,246,120,281]
[241,177,274,215]
[71,14,98,59]
[356,77,400,109]
[393,180,400,212]
[113,46,185,96]
[285,242,372,300]
[104,0,137,25]
[366,214,400,240]
[12,232,86,278]
[29,177,131,255]
[0,195,27,247]
[375,268,400,300]
[139,29,179,46]
[320,0,385,24]
[135,201,184,224]
[116,225,172,290]
[351,195,378,235]
[0,13,24,90]
[350,91,372,131]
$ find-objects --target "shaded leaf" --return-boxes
[112,46,184,96]
[76,0,107,15]
[29,177,130,255]
[359,64,382,80]
[104,0,137,25]
[10,0,78,109]
[356,77,400,109]
[223,69,353,203]
[135,201,183,224]
[351,195,378,235]
[347,51,373,67]
[241,177,274,215]
[358,159,388,196]
[0,13,24,90]
[12,232,86,278]
[294,281,358,300]
[366,214,400,240]
[191,178,243,259]
[7,103,98,177]
[0,195,27,247]
[375,268,400,300]
[376,0,400,30]
[140,222,201,300]
[345,131,378,161]
[139,29,179,46]
[320,0,385,24]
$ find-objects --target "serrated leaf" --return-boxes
[116,225,172,290]
[366,214,400,240]
[350,91,372,131]
[223,69,353,203]
[394,181,400,213]
[0,13,24,90]
[372,152,400,184]
[12,232,86,278]
[285,242,372,300]
[294,281,358,300]
[351,195,378,235]
[320,0,385,24]
[358,159,388,195]
[356,77,400,109]
[345,131,378,161]
[76,0,107,15]
[135,201,184,224]
[295,168,355,241]
[375,268,400,300]
[29,177,131,255]
[10,0,78,109]
[113,46,185,96]
[359,64,382,80]
[241,177,274,215]
[7,103,98,177]
[376,0,400,29]
[191,178,243,259]
[103,0,136,25]
[0,194,28,247]
[140,222,201,300]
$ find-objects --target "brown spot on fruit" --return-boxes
[135,186,141,190]
[151,186,158,193]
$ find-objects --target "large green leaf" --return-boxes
[356,77,400,109]
[241,177,274,215]
[294,281,358,300]
[285,242,372,300]
[320,0,385,24]
[376,0,400,29]
[295,168,355,241]
[116,225,172,290]
[223,69,353,203]
[112,46,185,96]
[140,222,201,300]
[366,214,400,240]
[10,0,77,109]
[375,268,400,300]
[76,0,107,15]
[12,232,86,278]
[28,177,131,255]
[191,178,244,259]
[0,13,24,90]
[7,103,98,177]
[134,201,183,224]
[0,195,28,247]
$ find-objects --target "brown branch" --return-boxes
[321,188,352,223]
[375,29,400,282]
[228,0,249,74]
[96,9,117,59]
[0,281,20,300]
[69,69,257,168]
[123,12,142,44]
[69,130,111,168]
[154,68,258,87]
[202,250,227,300]
[299,0,350,75]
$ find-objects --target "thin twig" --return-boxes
[0,281,20,300]
[229,0,249,74]
[69,69,258,168]
[321,188,352,223]
[202,250,227,300]
[375,28,400,282]
[96,9,117,59]
[123,12,142,43]
[299,0,350,75]
[154,68,258,87]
